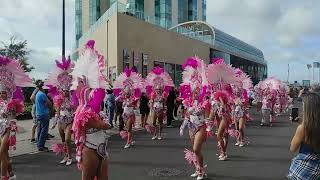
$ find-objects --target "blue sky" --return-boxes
[0,0,320,83]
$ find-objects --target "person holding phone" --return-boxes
[288,93,320,179]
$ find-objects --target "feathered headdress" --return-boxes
[71,40,109,113]
[206,58,238,87]
[180,56,208,100]
[0,56,34,100]
[45,56,74,97]
[145,66,174,95]
[113,67,144,98]
[261,77,281,90]
[71,40,109,90]
[234,68,253,91]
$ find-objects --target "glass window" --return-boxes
[175,64,183,86]
[155,0,172,28]
[142,54,148,78]
[154,61,164,68]
[89,0,101,26]
[188,0,197,21]
[178,0,186,23]
[123,49,130,71]
[109,0,116,5]
[202,0,206,21]
[133,51,142,74]
[75,0,83,42]
[164,63,175,82]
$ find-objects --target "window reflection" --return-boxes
[230,55,267,85]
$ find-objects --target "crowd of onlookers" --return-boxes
[103,87,179,132]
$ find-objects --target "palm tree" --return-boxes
[0,36,34,72]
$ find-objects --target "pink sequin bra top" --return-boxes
[187,100,205,134]
[233,99,244,119]
[153,94,164,113]
[123,98,135,115]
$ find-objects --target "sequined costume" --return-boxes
[70,40,111,170]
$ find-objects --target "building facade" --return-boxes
[75,0,206,45]
[74,0,267,85]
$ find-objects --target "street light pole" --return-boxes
[62,0,66,59]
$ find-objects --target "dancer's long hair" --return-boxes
[302,93,320,153]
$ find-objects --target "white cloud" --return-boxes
[206,0,320,82]
[276,5,320,47]
[28,47,72,80]
[0,0,75,28]
[0,0,75,80]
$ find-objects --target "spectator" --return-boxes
[105,89,115,128]
[247,89,254,106]
[139,92,150,128]
[30,87,39,143]
[35,80,52,151]
[166,87,176,128]
[288,93,320,179]
[288,86,294,101]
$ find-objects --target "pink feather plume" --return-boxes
[51,143,65,155]
[227,129,240,139]
[184,149,197,165]
[211,58,224,64]
[145,124,155,134]
[7,99,24,114]
[182,57,199,69]
[119,131,128,140]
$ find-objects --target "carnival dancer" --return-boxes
[276,84,289,114]
[145,66,174,140]
[206,58,239,161]
[232,68,252,147]
[0,55,33,180]
[179,57,208,180]
[254,77,286,127]
[71,40,112,180]
[113,68,144,149]
[45,57,75,165]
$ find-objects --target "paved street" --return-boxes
[12,109,297,180]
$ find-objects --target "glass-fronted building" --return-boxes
[74,0,267,85]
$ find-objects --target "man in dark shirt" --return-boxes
[166,87,176,128]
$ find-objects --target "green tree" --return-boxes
[0,36,34,72]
